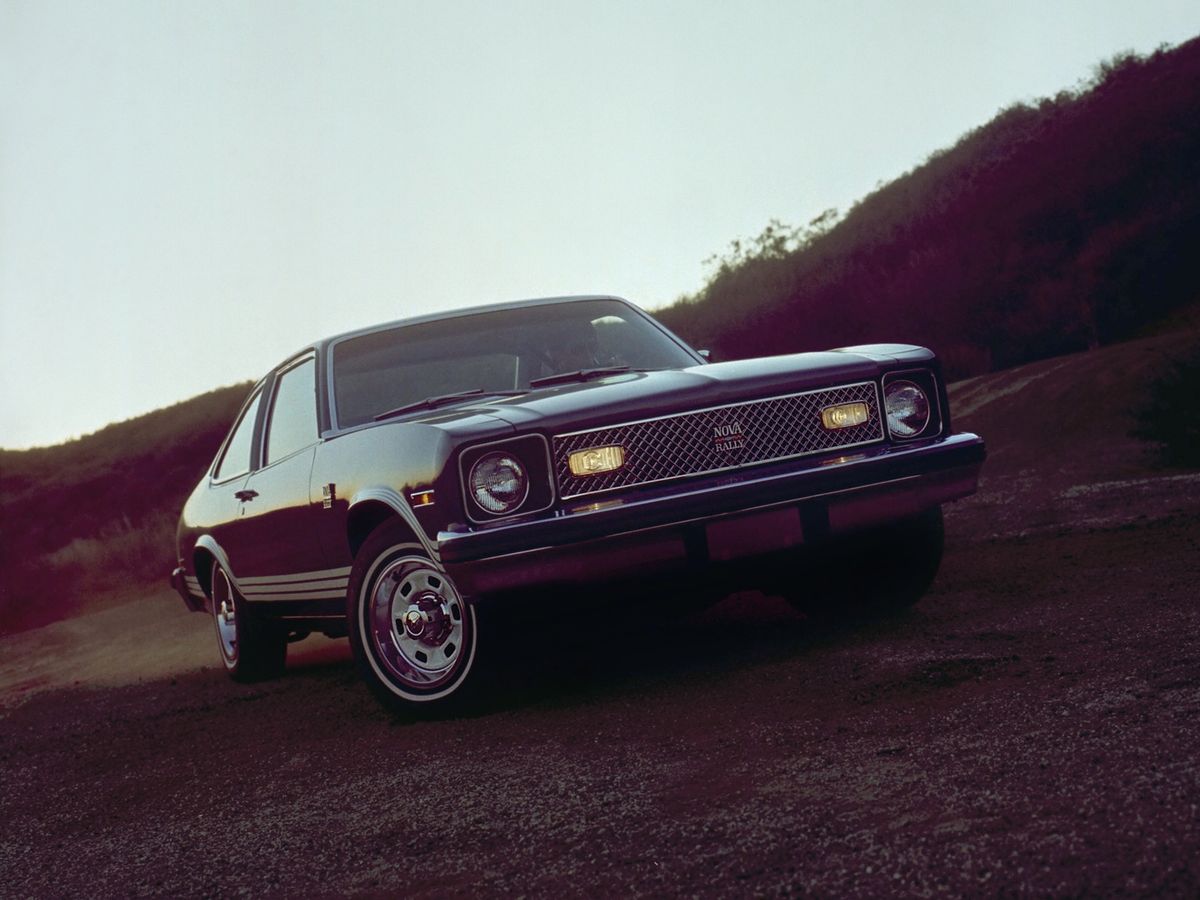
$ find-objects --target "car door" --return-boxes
[204,386,263,567]
[232,355,332,595]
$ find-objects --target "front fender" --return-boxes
[348,488,440,561]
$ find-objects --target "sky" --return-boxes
[2,1,1197,449]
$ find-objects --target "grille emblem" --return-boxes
[712,419,746,453]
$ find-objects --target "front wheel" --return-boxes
[347,522,478,711]
[772,506,945,620]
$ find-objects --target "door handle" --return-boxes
[235,489,259,502]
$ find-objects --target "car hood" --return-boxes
[406,351,891,436]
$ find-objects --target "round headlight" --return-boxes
[884,381,931,438]
[468,452,529,514]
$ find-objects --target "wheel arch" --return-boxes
[346,488,438,561]
[192,535,235,598]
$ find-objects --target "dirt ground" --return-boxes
[2,340,1199,896]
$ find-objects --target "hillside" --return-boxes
[944,326,1199,541]
[0,383,251,633]
[656,37,1200,378]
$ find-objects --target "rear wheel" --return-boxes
[348,521,478,711]
[211,561,287,682]
[773,506,945,620]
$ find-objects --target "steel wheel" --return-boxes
[210,560,287,682]
[367,556,468,690]
[349,523,479,708]
[213,565,240,667]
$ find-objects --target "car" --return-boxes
[170,295,985,710]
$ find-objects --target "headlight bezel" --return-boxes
[457,434,555,523]
[881,369,943,441]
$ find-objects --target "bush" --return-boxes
[1132,344,1200,467]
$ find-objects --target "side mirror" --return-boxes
[698,349,712,362]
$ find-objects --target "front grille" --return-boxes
[553,381,884,499]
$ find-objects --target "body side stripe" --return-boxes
[241,588,347,602]
[241,579,349,595]
[238,567,353,586]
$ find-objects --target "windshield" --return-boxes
[331,299,699,428]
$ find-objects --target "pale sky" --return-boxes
[2,0,1197,449]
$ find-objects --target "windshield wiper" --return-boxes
[528,366,633,389]
[374,389,526,422]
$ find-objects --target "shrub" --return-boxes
[1131,344,1200,467]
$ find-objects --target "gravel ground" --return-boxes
[2,503,1198,897]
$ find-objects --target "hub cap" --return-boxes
[213,569,238,665]
[367,557,466,690]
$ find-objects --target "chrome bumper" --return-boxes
[170,566,205,612]
[438,432,985,597]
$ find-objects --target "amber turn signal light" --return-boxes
[409,489,436,508]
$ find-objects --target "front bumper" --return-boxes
[438,431,985,596]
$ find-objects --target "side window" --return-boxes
[265,358,318,464]
[213,390,262,482]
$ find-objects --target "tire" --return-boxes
[775,506,945,620]
[211,561,288,682]
[347,520,478,711]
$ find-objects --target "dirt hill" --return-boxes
[657,37,1200,380]
[0,382,251,633]
[945,325,1200,541]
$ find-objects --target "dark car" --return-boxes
[171,295,985,710]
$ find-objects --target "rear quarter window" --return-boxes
[214,390,262,481]
[265,358,318,464]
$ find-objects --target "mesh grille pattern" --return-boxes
[554,381,883,499]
